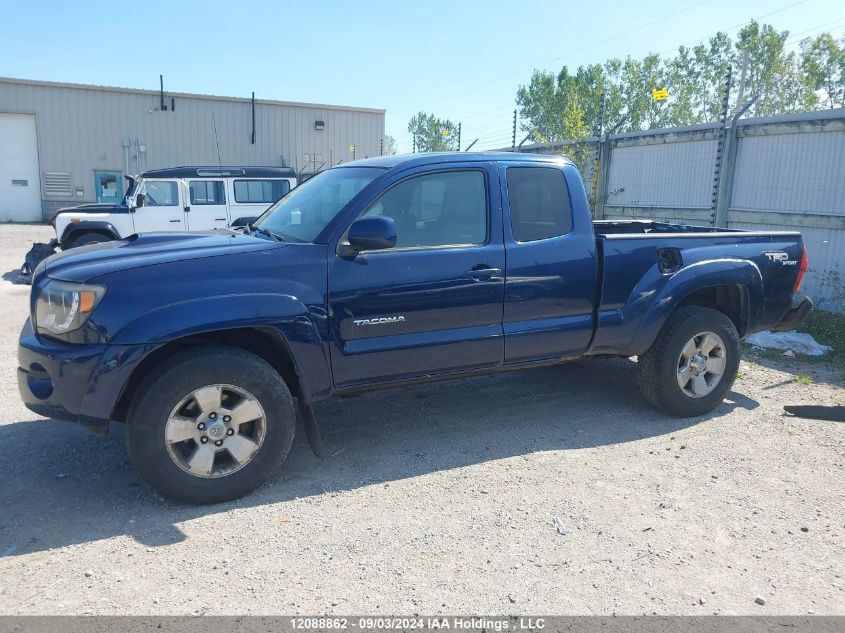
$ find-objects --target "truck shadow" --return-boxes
[0,357,758,557]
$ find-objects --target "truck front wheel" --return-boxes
[637,306,740,417]
[126,345,296,504]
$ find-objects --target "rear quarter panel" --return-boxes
[590,232,803,356]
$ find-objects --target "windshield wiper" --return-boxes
[250,226,285,242]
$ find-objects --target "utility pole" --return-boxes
[711,65,733,227]
[457,123,461,152]
[598,92,607,139]
[511,110,517,152]
[412,132,417,153]
[734,52,749,111]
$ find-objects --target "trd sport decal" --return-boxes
[764,251,798,266]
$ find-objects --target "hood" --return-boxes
[43,231,282,283]
[56,202,129,215]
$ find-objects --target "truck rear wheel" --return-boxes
[126,345,295,504]
[637,306,740,417]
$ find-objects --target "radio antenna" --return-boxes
[212,112,223,175]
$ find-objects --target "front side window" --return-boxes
[506,167,572,242]
[189,180,225,205]
[362,170,487,248]
[143,180,179,206]
[254,167,383,242]
[233,179,290,204]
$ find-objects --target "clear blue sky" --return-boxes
[2,0,843,152]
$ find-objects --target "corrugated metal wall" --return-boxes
[0,78,385,214]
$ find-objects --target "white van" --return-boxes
[52,166,298,248]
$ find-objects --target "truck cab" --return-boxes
[52,166,298,248]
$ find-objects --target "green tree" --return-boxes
[801,33,844,109]
[736,21,794,116]
[408,112,458,152]
[513,21,836,140]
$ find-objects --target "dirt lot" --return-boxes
[0,224,842,616]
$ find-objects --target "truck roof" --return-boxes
[141,166,297,179]
[343,152,572,170]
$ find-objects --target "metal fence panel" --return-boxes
[732,131,845,214]
[607,139,717,208]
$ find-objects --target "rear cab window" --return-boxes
[506,166,572,242]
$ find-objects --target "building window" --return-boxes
[11,179,28,187]
[506,167,572,242]
[144,180,179,206]
[189,180,225,205]
[362,170,487,248]
[233,179,290,204]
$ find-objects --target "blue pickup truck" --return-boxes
[18,152,811,503]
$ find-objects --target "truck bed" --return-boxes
[589,220,805,357]
[594,219,743,235]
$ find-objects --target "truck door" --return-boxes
[501,163,597,363]
[328,164,505,387]
[186,178,229,230]
[132,179,186,233]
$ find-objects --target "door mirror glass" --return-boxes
[346,216,397,253]
[134,193,145,208]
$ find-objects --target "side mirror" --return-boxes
[343,216,397,255]
[230,216,258,228]
[134,193,145,209]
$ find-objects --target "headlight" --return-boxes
[35,280,105,335]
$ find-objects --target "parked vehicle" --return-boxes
[18,152,811,504]
[52,166,298,249]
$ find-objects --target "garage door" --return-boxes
[0,113,42,222]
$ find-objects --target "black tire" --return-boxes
[126,345,295,504]
[72,233,110,248]
[637,306,740,417]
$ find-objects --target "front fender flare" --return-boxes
[109,293,332,402]
[629,258,764,356]
[60,220,121,247]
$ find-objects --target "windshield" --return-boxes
[121,176,137,206]
[253,167,384,242]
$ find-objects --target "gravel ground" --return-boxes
[0,224,842,616]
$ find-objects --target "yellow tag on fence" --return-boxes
[652,88,669,101]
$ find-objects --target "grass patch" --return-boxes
[795,374,813,385]
[740,308,844,379]
[797,309,845,372]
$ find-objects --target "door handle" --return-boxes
[465,266,502,280]
[215,217,227,221]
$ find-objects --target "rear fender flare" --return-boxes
[630,258,764,356]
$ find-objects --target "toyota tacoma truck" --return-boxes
[18,152,811,504]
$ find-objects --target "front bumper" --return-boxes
[17,319,150,434]
[772,297,813,332]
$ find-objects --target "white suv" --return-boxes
[52,166,298,249]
